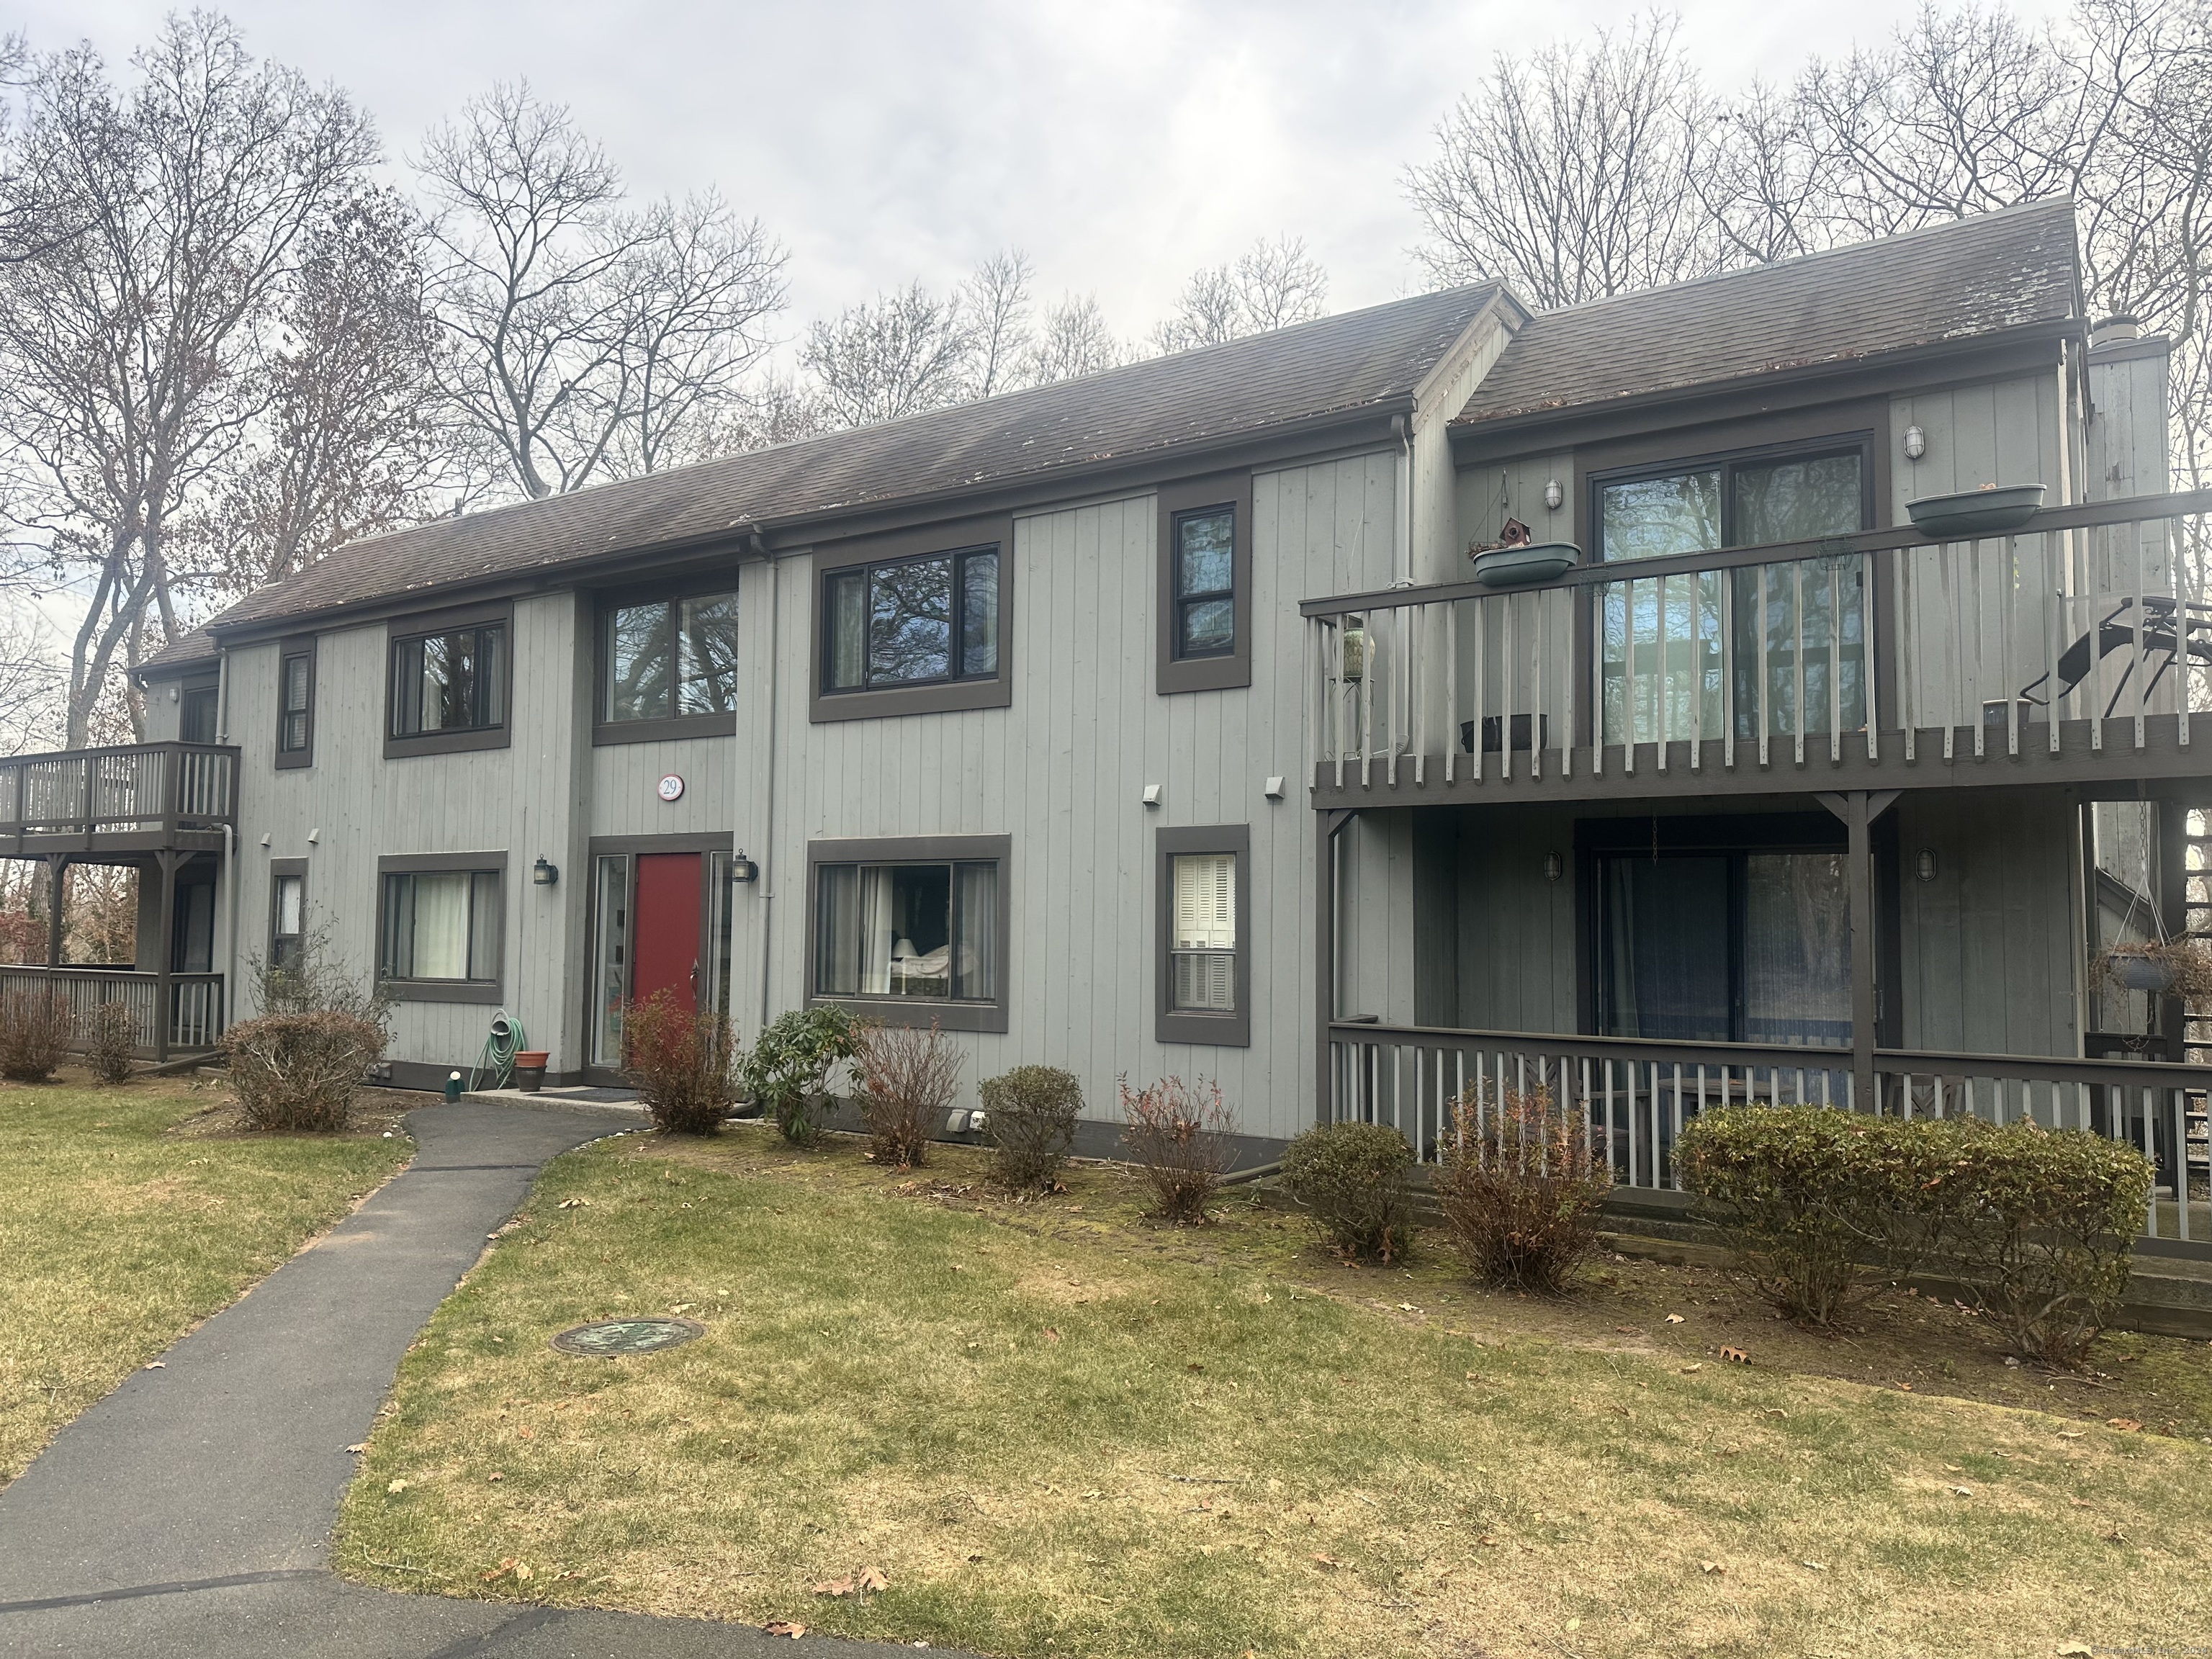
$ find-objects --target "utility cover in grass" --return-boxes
[549,1317,705,1357]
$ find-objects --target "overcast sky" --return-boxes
[14,0,2072,347]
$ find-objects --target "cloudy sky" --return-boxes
[15,0,2071,346]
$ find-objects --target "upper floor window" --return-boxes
[1172,508,1236,658]
[1156,473,1252,695]
[275,640,313,768]
[598,587,740,742]
[390,622,504,738]
[1596,446,1867,562]
[823,547,999,694]
[180,683,217,745]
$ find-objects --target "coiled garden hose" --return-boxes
[471,1010,528,1093]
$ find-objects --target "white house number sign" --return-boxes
[657,773,685,803]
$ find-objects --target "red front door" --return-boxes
[631,853,702,1012]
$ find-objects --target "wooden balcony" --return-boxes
[0,966,225,1058]
[1301,490,2212,808]
[0,742,239,854]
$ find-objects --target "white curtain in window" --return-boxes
[410,873,469,979]
[858,866,894,994]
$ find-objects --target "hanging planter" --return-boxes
[1907,482,2046,539]
[2097,939,2212,998]
[1473,542,1579,588]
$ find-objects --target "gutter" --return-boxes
[751,530,779,1038]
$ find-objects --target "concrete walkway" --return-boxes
[0,1101,909,1658]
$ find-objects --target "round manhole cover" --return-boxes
[549,1317,704,1357]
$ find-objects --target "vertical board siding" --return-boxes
[1452,806,1578,1033]
[2086,351,2172,501]
[588,738,739,837]
[1895,788,2077,1056]
[224,593,592,1072]
[1454,451,1575,557]
[725,450,1398,1143]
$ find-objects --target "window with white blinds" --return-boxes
[1170,851,1238,1013]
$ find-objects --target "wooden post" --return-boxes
[1314,809,1353,1128]
[43,854,66,969]
[1846,791,1876,1114]
[153,851,183,1063]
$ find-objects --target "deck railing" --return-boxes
[0,966,225,1056]
[0,742,238,840]
[1328,1021,2212,1251]
[1303,490,2212,787]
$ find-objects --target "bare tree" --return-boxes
[417,81,786,499]
[1152,235,1329,352]
[0,600,59,753]
[963,248,1034,398]
[0,15,379,745]
[1405,14,1717,306]
[1027,293,1123,383]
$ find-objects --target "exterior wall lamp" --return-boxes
[1543,478,1563,511]
[531,855,559,887]
[1903,424,1928,462]
[729,851,760,884]
[1545,851,1563,882]
[1915,848,1938,882]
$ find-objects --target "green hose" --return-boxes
[472,1010,528,1092]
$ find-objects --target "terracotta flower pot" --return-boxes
[513,1050,550,1093]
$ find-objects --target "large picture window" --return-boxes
[806,836,1010,1031]
[390,621,505,741]
[601,588,740,738]
[377,859,504,1000]
[1156,824,1251,1046]
[1592,440,1871,750]
[823,547,999,694]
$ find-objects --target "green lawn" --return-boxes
[336,1125,2212,1659]
[0,1074,411,1485]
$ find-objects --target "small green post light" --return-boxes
[444,1070,463,1102]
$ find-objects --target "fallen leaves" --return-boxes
[2105,1418,2143,1433]
[1664,1313,1686,1325]
[386,1478,410,1495]
[762,1620,806,1638]
[143,1362,165,1371]
[344,1443,367,1455]
[1699,1560,1726,1575]
[1948,1485,1974,1498]
[811,1566,889,1598]
[1310,1552,1343,1569]
[481,1557,532,1583]
[1044,1328,1061,1343]
[1719,1346,1750,1365]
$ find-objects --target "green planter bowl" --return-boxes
[1473,541,1578,587]
[1907,483,2046,539]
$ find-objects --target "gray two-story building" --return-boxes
[5,199,2203,1241]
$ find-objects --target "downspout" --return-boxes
[217,647,239,1031]
[751,531,779,1037]
[1391,414,1413,588]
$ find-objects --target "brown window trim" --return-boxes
[273,636,315,770]
[808,515,1015,724]
[592,574,742,747]
[383,601,515,760]
[374,850,507,1004]
[803,833,1012,1033]
[1156,472,1253,695]
[269,856,307,970]
[1156,823,1251,1047]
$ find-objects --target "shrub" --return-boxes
[254,920,388,1023]
[1120,1075,1237,1224]
[1280,1121,1416,1262]
[739,1005,861,1147]
[621,989,737,1135]
[220,1009,387,1131]
[1677,1105,1971,1326]
[0,989,72,1082]
[1948,1120,2155,1365]
[1433,1085,1611,1293]
[855,1021,961,1168]
[81,1000,137,1084]
[979,1065,1084,1192]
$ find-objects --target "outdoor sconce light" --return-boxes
[531,855,559,887]
[729,851,760,884]
[1543,478,1564,511]
[1916,848,1938,882]
[1545,851,1563,882]
[1142,783,1163,808]
[1903,424,1928,462]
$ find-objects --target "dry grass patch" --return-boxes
[335,1125,2212,1658]
[0,1071,412,1485]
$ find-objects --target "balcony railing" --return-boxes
[1303,490,2212,794]
[1328,1021,2211,1253]
[0,965,225,1056]
[0,742,238,844]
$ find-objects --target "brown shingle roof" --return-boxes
[150,282,1503,660]
[1454,199,2081,430]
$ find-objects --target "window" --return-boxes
[275,640,313,767]
[376,857,505,1001]
[823,548,999,693]
[269,863,305,972]
[387,611,508,755]
[1156,473,1252,693]
[598,587,740,740]
[1591,441,1871,749]
[806,835,1010,1031]
[1156,824,1251,1045]
[1172,508,1236,658]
